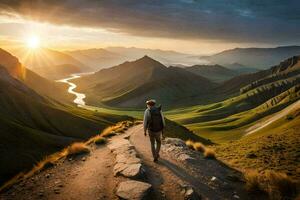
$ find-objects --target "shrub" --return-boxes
[244,170,263,193]
[67,143,90,156]
[204,148,216,159]
[186,140,194,149]
[265,170,298,199]
[193,142,205,152]
[94,136,107,145]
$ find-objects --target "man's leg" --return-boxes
[154,131,162,158]
[149,133,157,159]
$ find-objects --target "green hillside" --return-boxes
[215,101,300,180]
[0,66,130,184]
[166,55,300,143]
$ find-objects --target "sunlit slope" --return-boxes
[215,102,300,180]
[0,48,73,102]
[166,56,300,142]
[0,66,130,184]
[75,56,216,108]
[11,48,88,80]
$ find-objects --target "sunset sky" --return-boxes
[0,0,299,54]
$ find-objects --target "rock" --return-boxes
[82,157,86,161]
[116,180,152,200]
[54,188,60,194]
[38,192,44,197]
[114,163,144,179]
[177,153,194,162]
[45,174,51,178]
[43,161,55,169]
[115,153,141,164]
[164,138,186,147]
[184,187,201,200]
[233,194,240,199]
[246,153,257,158]
[211,176,217,181]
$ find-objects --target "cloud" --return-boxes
[0,0,299,44]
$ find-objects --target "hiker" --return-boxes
[143,99,166,162]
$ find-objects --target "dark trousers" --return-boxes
[148,130,162,159]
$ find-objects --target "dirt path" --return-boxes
[1,125,251,200]
[0,145,119,200]
[130,125,249,200]
[245,100,300,136]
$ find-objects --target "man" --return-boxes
[143,99,166,162]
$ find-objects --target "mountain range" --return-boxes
[65,47,202,71]
[74,56,217,108]
[204,45,300,69]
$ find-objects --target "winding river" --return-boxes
[58,72,94,107]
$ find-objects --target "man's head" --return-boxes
[146,99,156,108]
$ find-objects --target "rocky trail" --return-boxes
[1,125,252,200]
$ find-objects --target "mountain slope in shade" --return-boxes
[10,48,88,80]
[205,45,300,69]
[184,64,239,82]
[0,48,72,102]
[0,66,129,184]
[75,56,216,108]
[218,55,300,95]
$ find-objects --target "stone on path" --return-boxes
[116,180,152,200]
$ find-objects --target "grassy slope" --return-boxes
[214,107,300,180]
[0,68,130,184]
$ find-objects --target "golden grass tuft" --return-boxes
[244,170,263,193]
[94,136,107,145]
[66,143,90,156]
[193,142,205,152]
[185,140,195,149]
[265,170,298,199]
[243,170,298,199]
[204,148,216,159]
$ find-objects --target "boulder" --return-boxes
[114,163,144,179]
[116,180,152,200]
[184,186,201,200]
[164,138,186,147]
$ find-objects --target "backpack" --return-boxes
[148,105,164,132]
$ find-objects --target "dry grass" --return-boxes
[204,148,216,159]
[244,170,263,193]
[66,143,90,157]
[186,140,195,149]
[0,120,134,192]
[243,170,298,199]
[94,136,107,145]
[265,170,298,200]
[193,142,205,152]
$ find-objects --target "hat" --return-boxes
[146,99,156,105]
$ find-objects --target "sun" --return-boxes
[26,35,40,49]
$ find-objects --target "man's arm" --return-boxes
[160,111,166,139]
[143,109,150,136]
